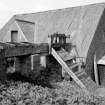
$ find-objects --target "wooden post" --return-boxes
[94,53,99,85]
[48,35,51,54]
[31,55,34,70]
[40,55,46,68]
[51,48,87,90]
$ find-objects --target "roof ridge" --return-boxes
[14,2,105,17]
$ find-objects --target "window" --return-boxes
[11,30,18,42]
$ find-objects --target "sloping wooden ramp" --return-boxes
[51,48,99,92]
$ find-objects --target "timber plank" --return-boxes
[68,63,79,70]
[4,43,49,57]
[51,48,99,92]
[51,48,87,90]
[58,50,75,61]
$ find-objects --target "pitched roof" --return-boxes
[16,19,35,42]
[0,3,105,57]
[0,17,15,41]
[14,3,105,57]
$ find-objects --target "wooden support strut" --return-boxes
[94,53,99,85]
[51,48,88,91]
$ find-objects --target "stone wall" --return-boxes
[46,55,62,82]
[15,54,47,78]
[15,55,31,76]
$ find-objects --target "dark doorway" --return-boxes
[97,64,105,86]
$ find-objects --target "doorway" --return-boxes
[11,30,18,42]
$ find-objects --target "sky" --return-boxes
[0,0,105,29]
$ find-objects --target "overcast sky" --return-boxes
[0,0,105,29]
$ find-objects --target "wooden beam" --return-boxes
[0,42,14,49]
[51,48,87,91]
[4,43,49,57]
[31,55,34,70]
[94,53,99,85]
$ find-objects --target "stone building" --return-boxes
[1,3,105,86]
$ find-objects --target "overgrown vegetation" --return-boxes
[1,66,105,105]
[6,66,62,88]
[0,80,104,105]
